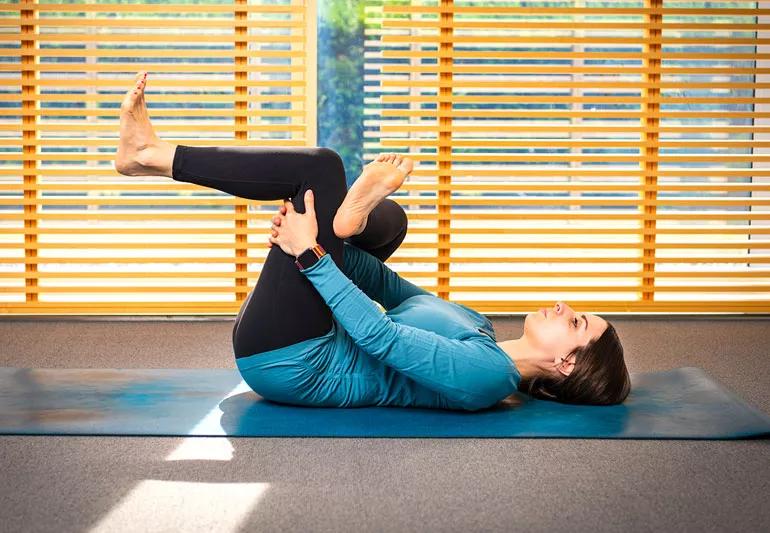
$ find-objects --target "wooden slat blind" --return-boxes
[0,0,316,314]
[364,0,770,313]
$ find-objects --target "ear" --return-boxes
[556,353,576,377]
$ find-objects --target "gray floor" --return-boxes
[1,316,768,533]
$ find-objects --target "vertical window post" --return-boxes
[437,0,453,300]
[234,0,249,305]
[642,0,662,305]
[21,0,38,304]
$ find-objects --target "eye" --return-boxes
[573,317,579,328]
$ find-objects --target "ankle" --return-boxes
[152,142,176,177]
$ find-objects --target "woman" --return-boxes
[117,72,631,410]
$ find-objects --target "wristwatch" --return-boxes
[294,243,327,270]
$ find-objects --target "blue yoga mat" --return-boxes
[0,366,768,439]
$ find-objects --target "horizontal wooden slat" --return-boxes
[0,78,308,88]
[0,48,304,58]
[0,211,765,222]
[0,124,305,133]
[0,18,303,28]
[2,254,768,265]
[2,226,766,238]
[2,301,767,315]
[379,79,770,89]
[1,240,767,251]
[2,270,769,280]
[0,65,305,75]
[3,283,768,295]
[0,109,305,118]
[380,35,770,45]
[9,167,770,178]
[380,65,770,76]
[282,152,770,163]
[375,96,765,105]
[2,181,768,193]
[0,95,304,104]
[380,6,769,16]
[2,3,305,13]
[382,20,769,32]
[377,50,770,61]
[1,33,305,43]
[2,196,768,208]
[463,302,770,314]
[373,110,764,119]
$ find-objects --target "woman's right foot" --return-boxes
[333,153,413,239]
[115,72,175,177]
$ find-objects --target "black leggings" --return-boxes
[171,145,408,358]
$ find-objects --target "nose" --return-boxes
[554,301,569,315]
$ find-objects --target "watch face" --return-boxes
[296,245,325,270]
[297,248,318,269]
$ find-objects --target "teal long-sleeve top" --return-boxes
[235,243,521,411]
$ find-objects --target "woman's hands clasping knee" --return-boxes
[266,189,320,257]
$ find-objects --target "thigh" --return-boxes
[232,150,348,358]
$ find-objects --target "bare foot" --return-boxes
[333,153,413,239]
[115,72,175,177]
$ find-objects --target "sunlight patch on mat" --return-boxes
[164,380,250,461]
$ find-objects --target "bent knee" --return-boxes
[306,147,347,191]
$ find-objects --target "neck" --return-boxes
[496,337,548,382]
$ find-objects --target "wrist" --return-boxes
[293,242,319,258]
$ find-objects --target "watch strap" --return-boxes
[295,243,327,270]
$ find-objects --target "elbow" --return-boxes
[457,395,498,412]
[458,378,517,412]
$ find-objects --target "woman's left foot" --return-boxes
[333,153,413,239]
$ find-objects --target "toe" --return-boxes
[375,153,387,162]
[134,72,147,94]
[387,153,396,164]
[393,154,403,167]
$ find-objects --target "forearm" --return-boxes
[300,253,519,409]
[341,243,433,311]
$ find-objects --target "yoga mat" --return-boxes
[0,366,768,439]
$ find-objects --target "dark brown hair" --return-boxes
[502,321,631,406]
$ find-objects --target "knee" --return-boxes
[311,147,344,172]
[311,147,341,162]
[306,147,346,190]
[385,198,409,233]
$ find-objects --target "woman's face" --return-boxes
[524,301,609,368]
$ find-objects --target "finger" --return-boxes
[280,205,287,215]
[284,199,295,213]
[271,230,278,238]
[304,189,314,215]
[272,215,281,225]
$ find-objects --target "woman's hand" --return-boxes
[267,189,319,257]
